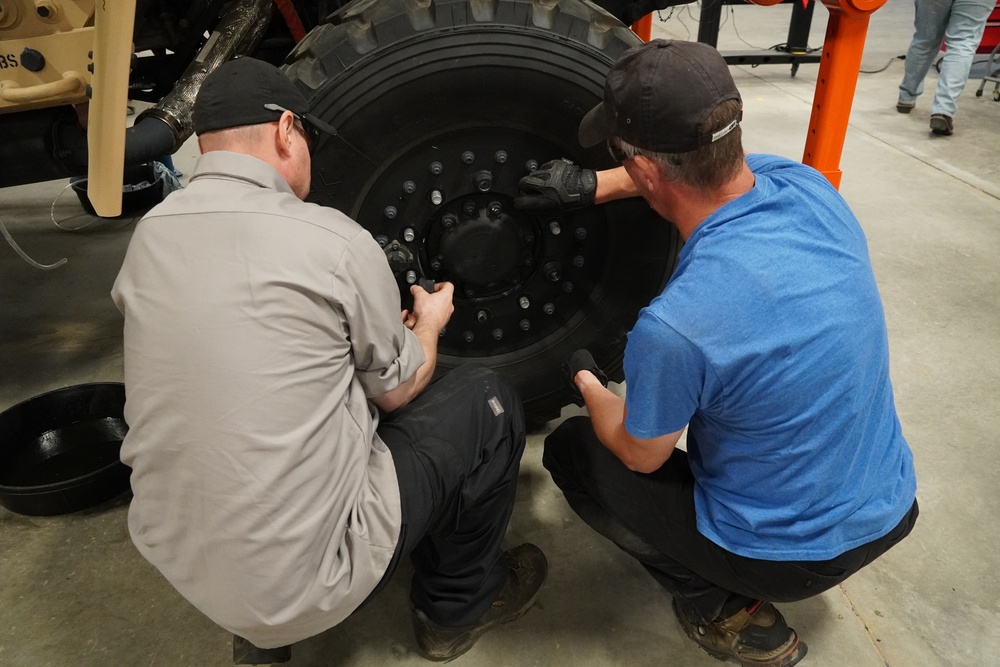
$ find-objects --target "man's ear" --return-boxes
[629,155,662,192]
[275,111,297,158]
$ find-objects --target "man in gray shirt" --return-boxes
[112,57,545,663]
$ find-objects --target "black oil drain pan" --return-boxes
[0,383,131,516]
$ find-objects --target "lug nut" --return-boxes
[518,296,531,309]
[519,319,531,331]
[461,151,475,164]
[492,328,504,341]
[525,159,539,172]
[429,161,443,175]
[575,227,588,241]
[405,270,417,284]
[548,220,561,235]
[402,180,416,194]
[572,255,585,268]
[562,281,574,293]
[375,235,389,248]
[384,206,397,219]
[402,227,416,242]
[543,302,555,315]
[494,150,508,164]
[544,261,562,282]
[430,190,444,206]
[476,310,489,324]
[464,331,475,343]
[474,170,493,192]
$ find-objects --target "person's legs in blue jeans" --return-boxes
[933,0,994,116]
[899,0,952,106]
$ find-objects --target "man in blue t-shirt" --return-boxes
[516,40,917,667]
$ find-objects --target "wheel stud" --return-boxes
[403,180,416,194]
[402,227,416,242]
[462,151,475,164]
[518,295,531,309]
[492,328,504,341]
[376,235,389,248]
[548,220,561,235]
[575,227,588,241]
[474,171,494,192]
[525,159,539,172]
[572,255,585,268]
[442,214,457,230]
[562,281,574,293]
[488,201,502,216]
[464,331,475,343]
[384,206,398,219]
[431,258,443,271]
[429,161,443,175]
[494,150,508,164]
[476,310,489,324]
[430,190,444,206]
[544,261,562,282]
[405,270,417,284]
[519,319,530,331]
[463,201,477,217]
[543,302,555,315]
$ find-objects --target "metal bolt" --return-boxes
[575,227,588,241]
[524,233,534,244]
[464,331,475,343]
[518,296,531,309]
[402,180,416,194]
[474,170,493,192]
[562,281,574,293]
[384,206,398,220]
[402,227,416,242]
[431,258,443,271]
[543,302,555,315]
[572,255,585,268]
[526,159,539,172]
[548,220,561,235]
[463,201,477,217]
[488,201,502,216]
[375,235,389,247]
[430,190,444,206]
[492,328,504,341]
[519,319,531,331]
[405,270,417,284]
[494,150,508,164]
[429,161,443,175]
[476,310,489,324]
[461,151,475,164]
[442,214,457,230]
[544,261,562,282]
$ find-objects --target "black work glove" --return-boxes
[563,349,609,407]
[515,159,597,211]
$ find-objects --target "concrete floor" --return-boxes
[2,1,999,665]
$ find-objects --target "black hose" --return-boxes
[124,116,177,165]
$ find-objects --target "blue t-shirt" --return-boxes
[624,154,916,561]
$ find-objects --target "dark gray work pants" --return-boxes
[366,364,527,627]
[544,416,918,624]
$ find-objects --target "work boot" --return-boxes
[930,114,954,136]
[673,598,807,667]
[412,543,547,661]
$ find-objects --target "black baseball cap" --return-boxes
[578,40,743,154]
[192,57,310,135]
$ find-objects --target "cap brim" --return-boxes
[578,102,609,148]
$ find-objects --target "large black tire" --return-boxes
[285,0,680,423]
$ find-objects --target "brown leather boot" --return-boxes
[673,598,807,667]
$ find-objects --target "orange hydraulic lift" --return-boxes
[632,0,888,190]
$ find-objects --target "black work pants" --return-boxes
[365,364,527,627]
[544,416,918,624]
